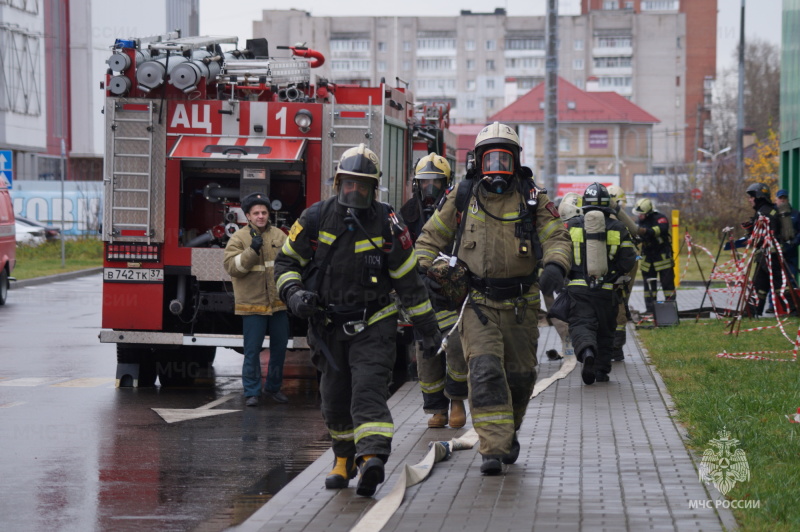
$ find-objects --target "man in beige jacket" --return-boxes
[224,192,289,406]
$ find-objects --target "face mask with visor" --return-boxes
[481,149,515,193]
[337,177,375,210]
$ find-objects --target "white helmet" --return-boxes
[632,197,655,215]
[558,192,582,220]
[334,144,381,209]
[607,184,627,208]
[475,122,521,193]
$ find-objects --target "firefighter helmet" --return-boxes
[558,192,582,220]
[474,122,521,193]
[413,153,451,207]
[241,192,270,214]
[583,182,611,209]
[607,184,627,207]
[334,144,381,209]
[632,197,654,215]
[746,182,771,201]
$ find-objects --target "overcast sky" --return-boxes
[199,0,782,74]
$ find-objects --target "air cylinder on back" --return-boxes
[584,210,608,280]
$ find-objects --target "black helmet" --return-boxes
[241,192,270,214]
[583,182,611,209]
[746,182,771,201]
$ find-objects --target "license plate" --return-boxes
[103,268,164,283]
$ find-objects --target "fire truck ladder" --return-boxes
[328,96,374,175]
[106,101,156,243]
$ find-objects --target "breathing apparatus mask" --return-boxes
[337,177,375,210]
[480,148,515,194]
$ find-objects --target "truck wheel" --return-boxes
[0,269,8,306]
[116,345,157,387]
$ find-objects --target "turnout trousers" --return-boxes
[309,318,397,462]
[614,260,638,352]
[567,286,617,377]
[417,323,469,414]
[641,262,675,314]
[459,304,539,457]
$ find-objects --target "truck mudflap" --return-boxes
[99,329,310,349]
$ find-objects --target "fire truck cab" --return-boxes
[98,33,446,387]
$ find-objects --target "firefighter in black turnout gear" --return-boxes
[566,183,636,385]
[743,182,783,316]
[400,154,469,429]
[274,144,440,497]
[632,198,675,314]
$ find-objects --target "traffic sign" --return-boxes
[0,150,12,188]
[690,188,702,200]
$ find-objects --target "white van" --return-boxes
[0,173,15,305]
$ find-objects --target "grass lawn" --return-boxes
[637,319,800,531]
[13,238,103,280]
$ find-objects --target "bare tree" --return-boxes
[710,39,781,151]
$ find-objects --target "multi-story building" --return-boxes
[0,0,199,186]
[253,1,716,170]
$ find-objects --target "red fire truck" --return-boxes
[97,33,451,387]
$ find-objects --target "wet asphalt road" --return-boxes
[0,274,330,531]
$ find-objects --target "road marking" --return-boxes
[0,401,25,408]
[152,392,240,424]
[0,378,59,387]
[52,378,115,388]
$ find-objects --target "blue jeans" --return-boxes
[242,312,290,397]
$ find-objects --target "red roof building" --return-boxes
[489,77,660,193]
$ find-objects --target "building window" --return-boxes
[402,60,411,70]
[465,39,476,51]
[377,61,387,72]
[587,164,596,175]
[559,136,571,152]
[574,39,584,51]
[505,38,545,50]
[466,100,475,110]
[487,98,495,109]
[486,79,495,89]
[485,40,496,51]
[597,36,632,48]
[467,79,476,91]
[417,79,456,91]
[603,0,618,9]
[641,0,679,10]
[331,60,349,71]
[417,59,455,71]
[505,57,544,69]
[486,59,495,71]
[403,41,411,52]
[593,56,633,68]
[574,78,585,89]
[624,1,634,8]
[417,38,456,50]
[598,76,632,87]
[331,39,370,52]
[466,59,475,70]
[573,59,584,70]
[378,42,387,52]
[351,60,370,71]
[566,163,577,176]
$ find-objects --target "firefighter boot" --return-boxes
[449,400,467,429]
[502,432,520,465]
[581,347,596,385]
[480,455,503,476]
[356,455,385,497]
[325,456,357,489]
[428,413,448,428]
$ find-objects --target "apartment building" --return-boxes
[253,1,716,170]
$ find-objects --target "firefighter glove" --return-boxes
[287,287,319,319]
[539,263,566,297]
[414,314,442,358]
[250,233,263,252]
[422,274,449,310]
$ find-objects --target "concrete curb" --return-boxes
[12,267,103,288]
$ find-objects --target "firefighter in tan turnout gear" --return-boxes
[274,144,441,497]
[415,122,571,475]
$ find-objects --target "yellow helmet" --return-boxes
[414,153,451,181]
[607,184,627,207]
[334,144,381,209]
[632,197,654,215]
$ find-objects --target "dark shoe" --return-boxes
[546,349,563,361]
[502,433,520,464]
[266,390,289,403]
[595,373,610,383]
[245,396,259,407]
[611,348,625,362]
[581,350,596,385]
[480,455,503,476]
[356,456,385,497]
[325,456,357,489]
